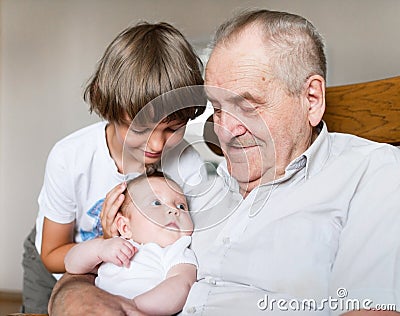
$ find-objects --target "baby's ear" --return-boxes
[116,213,132,239]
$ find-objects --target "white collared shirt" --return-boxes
[183,123,400,315]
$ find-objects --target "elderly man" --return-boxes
[49,9,400,315]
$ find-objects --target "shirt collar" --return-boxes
[278,121,331,181]
[216,160,240,192]
[302,121,332,180]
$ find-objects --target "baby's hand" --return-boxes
[99,237,137,268]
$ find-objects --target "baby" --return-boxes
[65,171,197,315]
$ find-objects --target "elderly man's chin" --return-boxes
[226,158,275,187]
[223,144,275,182]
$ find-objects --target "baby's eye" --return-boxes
[151,200,162,206]
[177,203,186,211]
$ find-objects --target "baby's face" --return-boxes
[126,177,193,247]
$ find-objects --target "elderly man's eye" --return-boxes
[151,200,162,206]
[177,203,186,211]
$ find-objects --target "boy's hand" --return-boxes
[101,182,127,238]
[99,237,137,268]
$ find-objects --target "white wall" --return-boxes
[1,0,399,292]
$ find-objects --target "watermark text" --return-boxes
[257,288,397,312]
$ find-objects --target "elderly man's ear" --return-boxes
[305,75,325,127]
[115,213,132,239]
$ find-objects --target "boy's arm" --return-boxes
[40,217,76,273]
[133,263,196,315]
[65,237,136,274]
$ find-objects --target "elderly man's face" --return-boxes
[205,26,314,195]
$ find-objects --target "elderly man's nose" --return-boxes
[214,111,246,139]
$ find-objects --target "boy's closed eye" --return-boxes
[130,127,150,134]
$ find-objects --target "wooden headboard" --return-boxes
[324,76,400,145]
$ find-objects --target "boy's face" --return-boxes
[120,177,193,247]
[114,113,186,171]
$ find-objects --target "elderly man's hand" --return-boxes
[49,273,145,316]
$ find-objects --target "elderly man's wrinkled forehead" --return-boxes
[204,24,276,104]
[206,24,272,77]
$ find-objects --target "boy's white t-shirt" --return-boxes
[35,121,206,265]
[95,236,198,299]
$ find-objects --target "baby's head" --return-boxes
[116,171,193,247]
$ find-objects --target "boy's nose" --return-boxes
[147,132,166,153]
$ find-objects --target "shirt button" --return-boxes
[222,237,230,245]
[205,276,217,285]
[186,306,196,314]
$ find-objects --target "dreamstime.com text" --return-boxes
[257,288,397,312]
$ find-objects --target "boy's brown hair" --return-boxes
[85,22,206,125]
